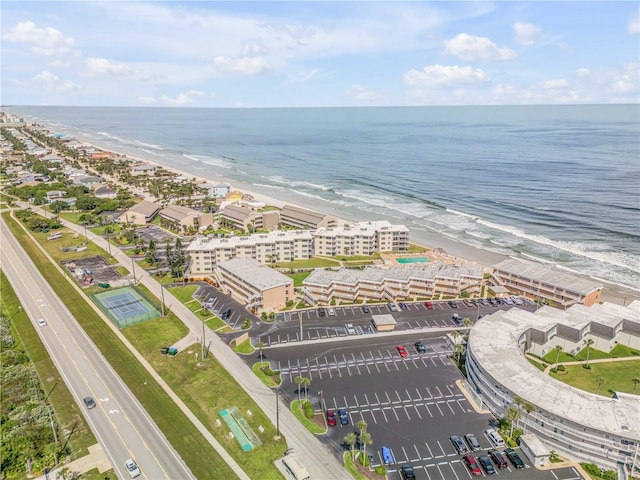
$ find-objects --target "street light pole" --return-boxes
[275,388,280,439]
[131,257,137,285]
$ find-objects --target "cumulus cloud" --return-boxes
[630,8,640,34]
[32,70,81,92]
[3,21,76,56]
[214,55,272,75]
[138,96,157,104]
[575,68,590,78]
[404,64,490,88]
[556,41,574,54]
[86,58,157,81]
[160,90,204,105]
[347,84,378,101]
[493,83,517,95]
[443,33,516,63]
[543,79,570,89]
[513,22,542,46]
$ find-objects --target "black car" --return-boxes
[505,448,525,469]
[221,308,232,320]
[318,308,326,317]
[414,341,427,353]
[400,465,416,480]
[488,449,508,469]
[448,301,459,308]
[450,435,468,454]
[478,455,495,475]
[362,305,370,313]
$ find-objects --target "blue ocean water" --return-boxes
[5,105,640,291]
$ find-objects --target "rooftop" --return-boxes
[217,258,292,291]
[468,302,640,440]
[280,204,335,224]
[160,204,200,222]
[315,220,409,237]
[127,200,161,217]
[187,229,313,251]
[493,258,603,295]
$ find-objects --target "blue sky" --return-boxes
[2,1,639,107]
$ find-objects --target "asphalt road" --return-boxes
[0,216,194,480]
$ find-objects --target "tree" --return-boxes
[356,420,368,436]
[344,432,358,461]
[522,400,536,433]
[505,405,521,438]
[50,200,67,213]
[462,317,472,328]
[301,377,311,402]
[256,341,265,361]
[359,431,372,460]
[596,377,605,395]
[583,338,594,366]
[553,345,563,372]
[632,377,640,395]
[294,376,304,403]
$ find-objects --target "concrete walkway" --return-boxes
[32,444,111,480]
[537,354,640,375]
[22,204,347,479]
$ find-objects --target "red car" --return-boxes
[463,455,482,476]
[424,302,433,309]
[396,345,408,357]
[326,409,337,426]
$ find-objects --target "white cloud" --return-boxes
[543,79,570,89]
[575,68,590,78]
[3,21,76,56]
[213,56,272,76]
[443,33,516,63]
[513,22,542,46]
[85,58,157,81]
[138,96,157,104]
[493,83,517,95]
[32,71,81,92]
[556,41,574,54]
[160,90,204,105]
[630,8,640,34]
[404,64,490,88]
[347,84,378,101]
[287,69,321,84]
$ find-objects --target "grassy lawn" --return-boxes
[285,271,312,287]
[544,344,640,364]
[527,358,547,372]
[31,228,109,264]
[549,360,640,396]
[252,362,281,388]
[343,452,368,480]
[168,285,199,304]
[335,253,380,261]
[205,317,227,330]
[56,211,85,224]
[233,339,255,354]
[543,350,578,364]
[114,266,129,276]
[290,400,326,435]
[276,258,340,269]
[3,212,239,480]
[0,271,97,461]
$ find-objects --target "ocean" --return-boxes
[4,105,640,292]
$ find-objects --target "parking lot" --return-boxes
[260,332,584,480]
[192,283,260,330]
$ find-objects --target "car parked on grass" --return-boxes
[505,448,525,468]
[450,435,468,454]
[37,318,47,327]
[462,454,482,476]
[478,454,495,475]
[396,345,408,357]
[345,323,356,335]
[124,459,141,478]
[338,408,349,425]
[414,341,426,353]
[326,409,337,426]
[83,396,96,409]
[400,465,416,480]
[488,449,508,469]
[464,433,481,451]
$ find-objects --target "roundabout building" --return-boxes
[466,301,640,474]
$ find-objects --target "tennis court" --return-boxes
[92,286,161,328]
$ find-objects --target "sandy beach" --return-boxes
[71,135,639,307]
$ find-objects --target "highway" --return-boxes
[0,216,195,480]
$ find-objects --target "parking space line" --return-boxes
[380,408,389,422]
[424,442,434,459]
[423,403,433,418]
[446,400,456,414]
[435,386,443,398]
[446,385,454,396]
[413,445,421,462]
[425,387,433,399]
[375,392,381,406]
[436,440,446,457]
[395,390,402,403]
[413,404,422,419]
[385,392,392,404]
[430,356,438,366]
[435,402,445,416]
[445,462,461,480]
[402,405,411,420]
[415,388,423,401]
[400,446,409,464]
[392,406,401,421]
[456,399,467,413]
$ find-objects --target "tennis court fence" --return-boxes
[90,287,162,328]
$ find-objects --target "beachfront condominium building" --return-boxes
[301,263,484,305]
[492,258,603,307]
[118,200,161,225]
[187,230,313,274]
[313,221,409,256]
[214,258,293,312]
[219,204,279,232]
[279,204,337,229]
[465,302,640,472]
[159,204,214,232]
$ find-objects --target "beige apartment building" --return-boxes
[214,258,293,312]
[187,230,313,274]
[302,263,484,305]
[313,221,409,256]
[279,204,337,229]
[492,258,603,307]
[159,204,214,232]
[118,200,161,225]
[219,204,279,232]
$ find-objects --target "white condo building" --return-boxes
[465,301,640,474]
[313,221,409,256]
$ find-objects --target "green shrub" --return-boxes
[302,400,314,419]
[581,463,601,476]
[374,465,386,476]
[261,311,267,320]
[285,300,294,307]
[557,364,565,371]
[241,318,251,329]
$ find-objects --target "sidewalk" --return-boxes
[25,204,347,479]
[538,354,640,375]
[32,444,111,480]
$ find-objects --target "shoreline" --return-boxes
[47,130,640,306]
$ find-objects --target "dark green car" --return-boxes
[414,341,427,353]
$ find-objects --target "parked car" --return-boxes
[452,313,463,325]
[485,428,505,447]
[83,396,96,409]
[338,408,349,425]
[345,323,356,335]
[399,302,408,310]
[318,308,326,317]
[124,459,141,478]
[327,308,336,316]
[37,318,47,327]
[462,454,482,476]
[396,345,408,358]
[388,302,397,312]
[326,409,337,426]
[488,449,508,469]
[362,305,370,313]
[478,454,495,475]
[505,448,525,469]
[448,301,459,309]
[450,435,468,454]
[400,465,416,480]
[425,301,433,309]
[464,433,481,451]
[381,446,395,465]
[414,341,426,353]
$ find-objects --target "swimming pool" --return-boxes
[396,257,429,264]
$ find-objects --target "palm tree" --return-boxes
[344,432,358,461]
[522,400,536,433]
[294,376,304,403]
[256,341,265,361]
[505,405,521,438]
[596,377,605,395]
[359,431,372,461]
[583,338,594,366]
[631,377,640,395]
[301,377,311,402]
[356,420,368,436]
[553,345,563,372]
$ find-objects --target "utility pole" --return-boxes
[131,257,137,285]
[299,315,303,341]
[275,388,280,439]
[160,286,166,316]
[201,316,205,361]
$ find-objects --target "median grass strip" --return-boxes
[290,400,326,435]
[3,212,238,480]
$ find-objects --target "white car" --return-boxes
[327,308,336,316]
[37,319,47,328]
[124,458,141,478]
[345,323,356,335]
